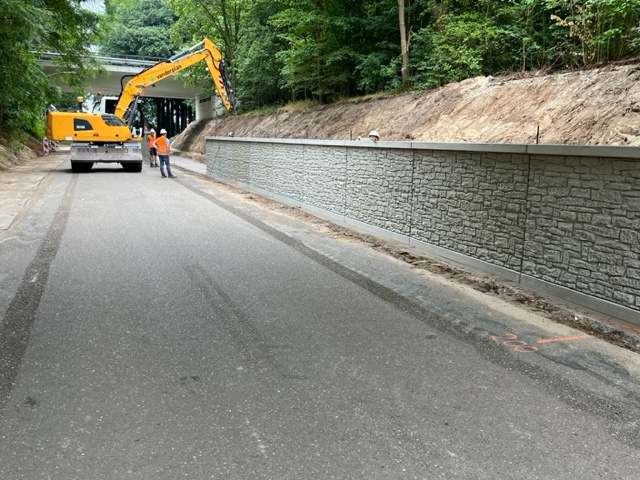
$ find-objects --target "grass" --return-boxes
[244,105,280,117]
[276,100,319,113]
[237,89,411,118]
[243,100,320,117]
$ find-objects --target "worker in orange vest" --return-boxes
[147,128,158,167]
[153,128,176,178]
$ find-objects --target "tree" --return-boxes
[398,0,410,89]
[548,0,640,65]
[234,0,288,109]
[98,0,181,130]
[270,0,385,103]
[0,0,105,135]
[101,0,176,58]
[35,0,640,123]
[268,1,326,102]
[169,0,249,95]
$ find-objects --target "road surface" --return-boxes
[1,156,639,479]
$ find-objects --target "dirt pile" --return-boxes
[172,61,640,159]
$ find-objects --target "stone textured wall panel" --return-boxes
[249,143,273,191]
[411,150,528,271]
[207,140,235,181]
[270,144,306,203]
[302,146,347,215]
[345,149,413,235]
[523,155,640,309]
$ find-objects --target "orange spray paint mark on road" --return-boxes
[536,335,590,344]
[490,333,538,353]
[491,332,591,353]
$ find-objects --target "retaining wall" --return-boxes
[206,137,640,325]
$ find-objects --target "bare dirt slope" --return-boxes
[0,136,41,171]
[172,61,640,159]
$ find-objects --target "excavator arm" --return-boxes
[114,38,238,124]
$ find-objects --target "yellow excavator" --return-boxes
[45,38,238,172]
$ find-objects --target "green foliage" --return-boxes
[169,0,248,74]
[278,99,319,113]
[165,0,250,113]
[179,0,640,108]
[268,0,400,102]
[234,0,289,109]
[352,1,406,94]
[6,130,33,152]
[0,0,104,136]
[411,13,499,88]
[101,0,176,58]
[547,0,640,64]
[269,4,322,100]
[99,0,178,128]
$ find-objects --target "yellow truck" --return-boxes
[46,39,237,173]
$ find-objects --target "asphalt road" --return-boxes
[1,156,639,479]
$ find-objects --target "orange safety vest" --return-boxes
[155,135,169,155]
[147,134,156,149]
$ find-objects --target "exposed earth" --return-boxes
[0,134,41,171]
[171,60,640,161]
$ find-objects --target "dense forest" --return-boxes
[1,0,639,146]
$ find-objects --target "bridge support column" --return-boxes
[195,95,228,121]
[196,95,214,121]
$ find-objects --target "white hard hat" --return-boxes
[369,130,380,138]
[149,129,155,133]
[160,128,167,134]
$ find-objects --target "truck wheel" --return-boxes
[71,162,93,172]
[122,162,143,173]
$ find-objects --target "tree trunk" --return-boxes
[398,0,410,89]
[316,0,326,104]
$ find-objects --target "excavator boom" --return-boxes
[115,38,237,124]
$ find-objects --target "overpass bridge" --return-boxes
[38,52,224,134]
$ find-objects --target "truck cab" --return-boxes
[91,96,118,115]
